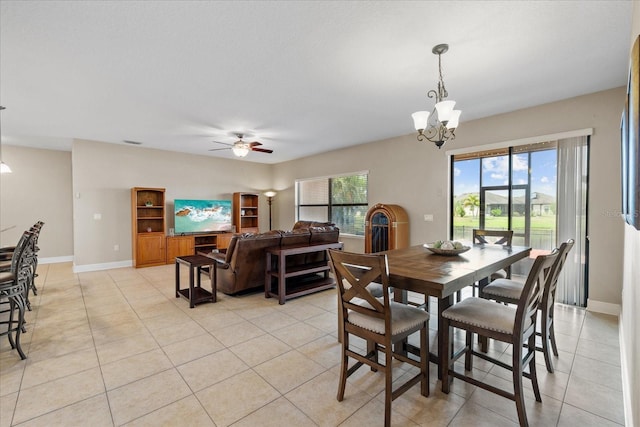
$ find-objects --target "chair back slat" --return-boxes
[10,231,33,273]
[514,248,560,336]
[542,239,575,312]
[329,250,390,323]
[473,229,513,246]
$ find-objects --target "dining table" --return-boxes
[381,243,531,379]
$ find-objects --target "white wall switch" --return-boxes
[93,213,102,220]
[424,214,434,222]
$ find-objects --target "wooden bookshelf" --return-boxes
[131,187,166,267]
[233,192,259,233]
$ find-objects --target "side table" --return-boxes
[175,255,217,308]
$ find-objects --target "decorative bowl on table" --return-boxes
[423,241,470,256]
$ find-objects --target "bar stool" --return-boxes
[481,239,575,372]
[0,231,37,359]
[441,249,559,427]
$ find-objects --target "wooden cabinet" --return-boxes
[132,187,166,267]
[216,233,232,250]
[364,204,409,253]
[136,234,166,266]
[166,235,194,264]
[233,192,259,233]
[165,233,232,263]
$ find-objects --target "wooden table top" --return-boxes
[382,244,531,298]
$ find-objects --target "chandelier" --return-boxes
[411,44,461,149]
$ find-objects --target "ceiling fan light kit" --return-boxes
[412,43,461,149]
[231,143,250,157]
[209,133,273,158]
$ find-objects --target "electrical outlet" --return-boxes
[114,244,119,251]
[93,213,102,220]
[424,214,434,222]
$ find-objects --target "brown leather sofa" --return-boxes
[209,223,339,295]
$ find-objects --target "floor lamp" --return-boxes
[264,191,277,230]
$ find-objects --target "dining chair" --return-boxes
[441,249,560,427]
[0,221,44,309]
[328,249,430,427]
[454,229,513,302]
[0,230,37,359]
[474,229,514,280]
[481,239,575,373]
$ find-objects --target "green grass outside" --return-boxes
[453,215,556,231]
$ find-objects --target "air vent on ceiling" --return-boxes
[123,140,143,145]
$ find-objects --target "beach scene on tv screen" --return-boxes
[174,199,232,233]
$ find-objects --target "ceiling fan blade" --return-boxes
[208,147,231,152]
[251,147,273,153]
[211,140,233,147]
[248,141,262,147]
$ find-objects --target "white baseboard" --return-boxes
[586,298,621,316]
[39,255,74,264]
[73,260,133,273]
[619,320,635,427]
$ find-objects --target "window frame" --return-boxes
[295,171,369,236]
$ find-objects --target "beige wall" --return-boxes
[621,3,640,425]
[274,87,625,306]
[71,139,272,267]
[0,145,73,258]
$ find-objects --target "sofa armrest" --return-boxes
[208,252,230,269]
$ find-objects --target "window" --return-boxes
[296,172,368,235]
[451,142,557,250]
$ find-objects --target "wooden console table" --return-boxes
[265,242,343,304]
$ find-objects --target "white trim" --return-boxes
[73,260,133,273]
[445,128,593,156]
[295,170,369,182]
[586,298,621,316]
[39,255,74,264]
[619,319,635,427]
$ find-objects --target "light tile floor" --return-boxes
[0,262,625,426]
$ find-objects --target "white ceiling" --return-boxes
[0,1,633,164]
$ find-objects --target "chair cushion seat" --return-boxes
[0,271,15,284]
[483,278,524,301]
[442,297,518,335]
[490,269,507,281]
[365,282,384,298]
[348,298,429,336]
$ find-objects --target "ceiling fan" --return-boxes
[209,133,274,157]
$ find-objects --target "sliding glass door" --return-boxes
[451,143,559,275]
[450,138,589,306]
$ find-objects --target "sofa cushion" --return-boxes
[309,226,340,244]
[280,228,311,246]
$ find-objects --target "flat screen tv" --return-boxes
[174,199,233,234]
